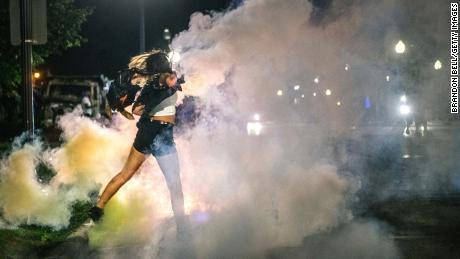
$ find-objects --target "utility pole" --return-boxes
[139,0,145,53]
[10,0,47,134]
[20,0,34,133]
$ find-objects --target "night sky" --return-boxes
[45,0,231,78]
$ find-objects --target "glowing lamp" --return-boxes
[434,60,442,70]
[395,40,406,54]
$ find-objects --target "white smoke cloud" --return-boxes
[165,0,409,257]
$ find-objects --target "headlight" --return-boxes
[399,104,411,115]
[247,122,263,136]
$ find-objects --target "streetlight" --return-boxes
[163,28,171,42]
[325,89,332,96]
[395,40,406,54]
[314,77,319,84]
[277,90,283,96]
[434,60,442,70]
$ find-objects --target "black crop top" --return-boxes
[134,76,181,124]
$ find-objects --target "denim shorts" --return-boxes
[133,118,176,157]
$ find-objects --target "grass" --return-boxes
[0,201,92,258]
[36,162,57,184]
[0,146,95,258]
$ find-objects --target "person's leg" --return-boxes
[415,114,422,134]
[96,147,147,208]
[156,151,195,259]
[404,118,410,134]
[155,151,188,231]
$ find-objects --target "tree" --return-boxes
[0,0,93,122]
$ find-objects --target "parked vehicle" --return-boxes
[41,75,109,127]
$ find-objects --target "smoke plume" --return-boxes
[2,0,451,257]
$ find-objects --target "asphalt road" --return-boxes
[341,121,460,259]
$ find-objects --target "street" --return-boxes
[6,120,455,259]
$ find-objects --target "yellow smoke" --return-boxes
[51,119,130,186]
[88,194,160,248]
[0,143,70,228]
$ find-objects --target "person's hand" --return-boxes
[165,73,177,88]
